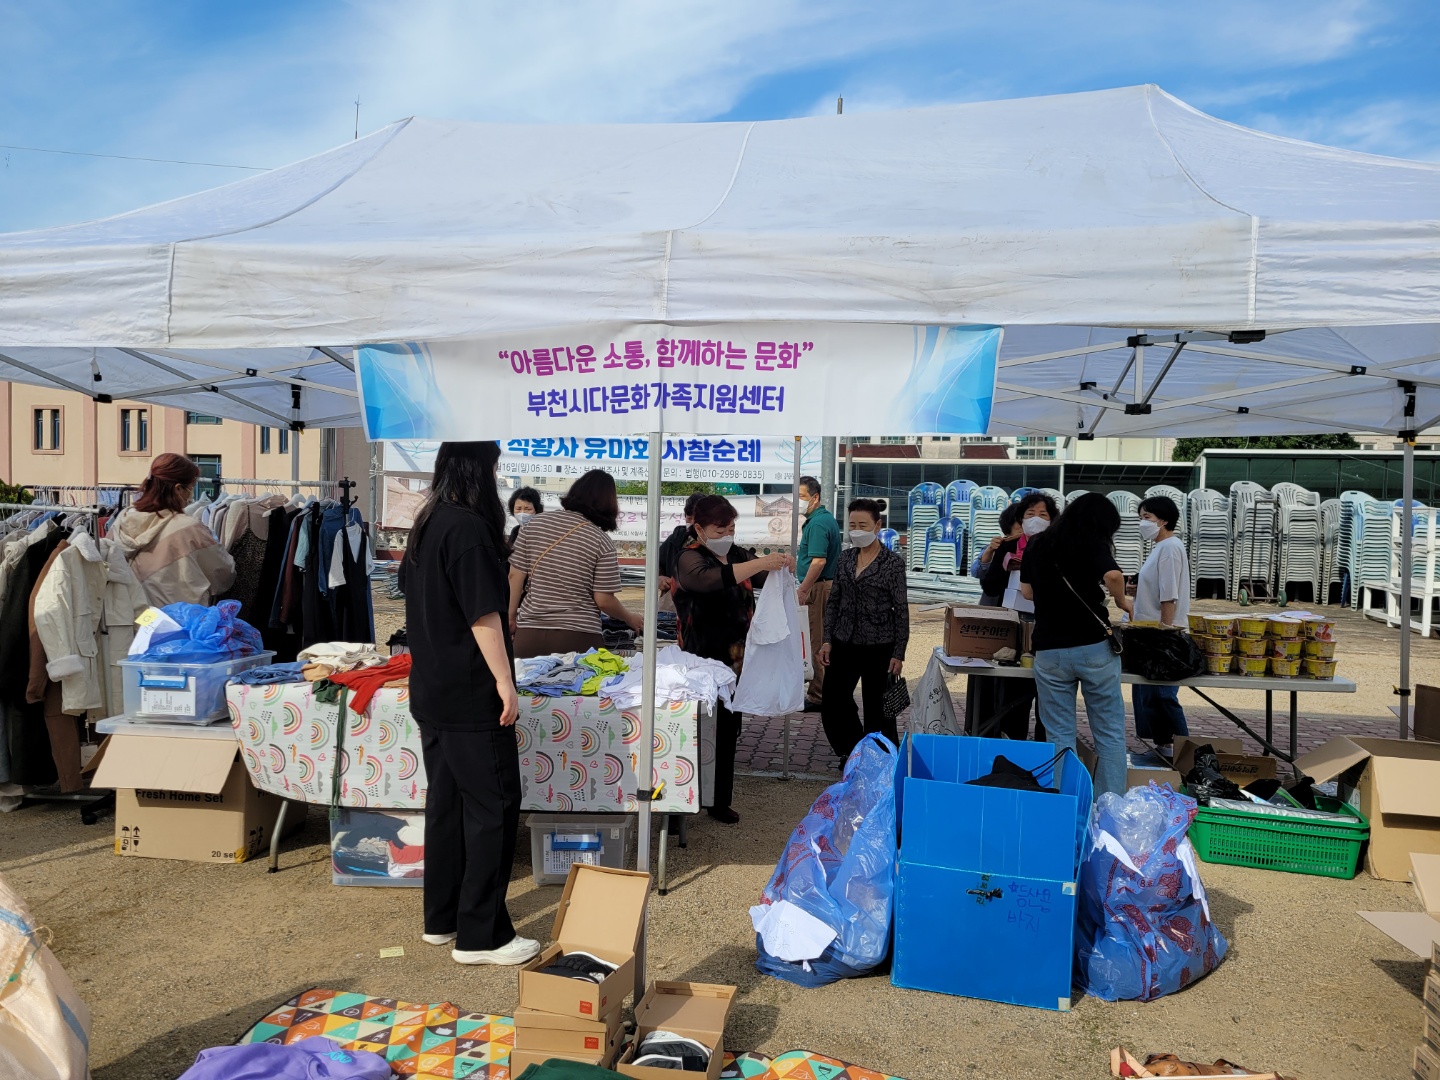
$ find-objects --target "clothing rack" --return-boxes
[0,503,105,514]
[213,477,342,492]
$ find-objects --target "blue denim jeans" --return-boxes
[1032,641,1127,798]
[1131,684,1189,745]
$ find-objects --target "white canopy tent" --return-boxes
[1,84,1439,890]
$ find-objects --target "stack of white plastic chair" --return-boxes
[1066,489,1091,506]
[1187,489,1231,595]
[1390,504,1440,633]
[1144,485,1189,538]
[968,486,1009,570]
[907,483,944,572]
[1339,492,1392,608]
[1106,490,1144,574]
[1319,499,1343,603]
[1273,482,1323,599]
[1228,482,1279,600]
[924,517,967,575]
[878,527,900,553]
[1009,485,1038,504]
[1039,488,1063,505]
[944,479,978,521]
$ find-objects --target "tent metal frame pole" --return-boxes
[291,387,301,483]
[634,427,663,999]
[784,436,802,780]
[1400,420,1416,739]
[118,348,296,428]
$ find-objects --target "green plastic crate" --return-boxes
[1187,791,1368,879]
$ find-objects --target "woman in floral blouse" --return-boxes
[818,498,910,761]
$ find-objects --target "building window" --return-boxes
[32,408,62,452]
[880,436,909,445]
[191,454,222,500]
[186,412,223,425]
[120,408,149,454]
[278,427,291,454]
[260,427,271,454]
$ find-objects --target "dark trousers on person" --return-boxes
[1132,684,1189,746]
[713,704,740,811]
[821,640,896,762]
[513,627,604,659]
[419,723,521,952]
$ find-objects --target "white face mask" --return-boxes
[513,512,533,525]
[1021,516,1049,537]
[849,530,877,548]
[1139,519,1162,542]
[704,534,734,556]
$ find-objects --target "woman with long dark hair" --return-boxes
[116,452,235,606]
[1019,492,1133,797]
[398,441,537,967]
[673,495,793,823]
[507,469,642,657]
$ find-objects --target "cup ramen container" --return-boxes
[1270,657,1301,677]
[1205,654,1235,675]
[1304,640,1337,660]
[1236,617,1269,640]
[1188,613,1208,633]
[1267,619,1303,640]
[1239,656,1269,677]
[1203,615,1237,638]
[1200,635,1235,657]
[1270,639,1302,659]
[1304,658,1338,680]
[1303,618,1337,642]
[1020,654,1035,669]
[1236,637,1268,658]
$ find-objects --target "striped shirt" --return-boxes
[511,509,621,634]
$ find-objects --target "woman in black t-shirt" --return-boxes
[398,441,538,967]
[1019,493,1134,798]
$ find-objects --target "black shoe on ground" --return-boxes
[707,806,740,825]
[802,699,823,712]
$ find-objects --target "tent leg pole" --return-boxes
[786,436,802,781]
[1400,439,1415,738]
[635,427,663,1001]
[291,386,301,484]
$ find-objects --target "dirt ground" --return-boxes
[2,592,1434,1080]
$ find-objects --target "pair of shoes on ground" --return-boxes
[421,932,541,966]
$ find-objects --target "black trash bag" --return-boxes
[1183,743,1243,803]
[1285,775,1320,809]
[1244,777,1283,801]
[1119,626,1206,682]
[964,754,1057,794]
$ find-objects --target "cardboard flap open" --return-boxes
[1371,755,1440,820]
[552,865,650,953]
[1293,736,1370,786]
[1413,853,1440,914]
[90,734,238,794]
[634,982,735,1039]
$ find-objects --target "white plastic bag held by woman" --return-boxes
[731,567,806,716]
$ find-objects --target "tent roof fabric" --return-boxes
[1,85,1437,350]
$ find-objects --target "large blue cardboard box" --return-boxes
[892,734,1092,1011]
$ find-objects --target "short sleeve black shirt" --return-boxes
[1020,534,1121,652]
[400,503,512,730]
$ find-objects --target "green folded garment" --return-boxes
[579,648,628,695]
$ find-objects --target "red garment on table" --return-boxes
[326,654,412,713]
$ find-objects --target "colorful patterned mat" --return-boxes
[240,989,905,1080]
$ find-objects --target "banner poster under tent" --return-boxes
[357,322,1001,440]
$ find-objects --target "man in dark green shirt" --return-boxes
[796,475,841,708]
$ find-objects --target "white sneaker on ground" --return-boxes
[452,936,541,966]
[421,932,457,946]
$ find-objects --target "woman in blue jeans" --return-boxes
[1019,493,1134,797]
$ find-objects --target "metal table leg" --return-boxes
[1264,691,1273,756]
[678,815,688,849]
[1289,692,1299,763]
[657,814,669,896]
[268,800,290,873]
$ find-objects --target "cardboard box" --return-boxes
[1362,853,1440,958]
[1424,1013,1440,1056]
[1076,739,1182,792]
[1417,1042,1440,1080]
[1173,737,1278,786]
[91,735,303,863]
[513,1005,623,1056]
[1428,971,1440,1017]
[943,605,1020,661]
[1417,685,1440,742]
[1296,736,1440,881]
[509,1045,618,1075]
[618,981,735,1080]
[518,864,650,1019]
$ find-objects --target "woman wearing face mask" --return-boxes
[976,491,1059,740]
[1131,495,1191,750]
[506,487,543,552]
[673,495,794,824]
[817,499,909,762]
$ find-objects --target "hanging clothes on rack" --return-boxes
[0,518,65,788]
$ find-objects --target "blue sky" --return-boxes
[1,0,1436,233]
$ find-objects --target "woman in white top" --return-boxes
[1132,495,1191,749]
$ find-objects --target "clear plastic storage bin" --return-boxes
[525,813,634,885]
[117,651,276,724]
[330,808,425,887]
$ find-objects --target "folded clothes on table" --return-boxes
[600,644,736,709]
[579,648,629,695]
[325,654,413,713]
[231,662,309,685]
[297,641,388,680]
[519,664,589,696]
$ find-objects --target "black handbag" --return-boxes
[1118,625,1206,681]
[883,673,911,721]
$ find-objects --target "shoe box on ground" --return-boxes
[90,734,304,863]
[1076,738,1182,791]
[517,864,650,1020]
[942,605,1020,661]
[617,981,736,1080]
[513,1005,623,1058]
[1295,736,1440,880]
[509,1043,621,1074]
[1172,737,1277,787]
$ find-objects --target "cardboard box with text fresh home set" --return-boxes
[90,734,303,863]
[943,605,1020,661]
[617,981,736,1080]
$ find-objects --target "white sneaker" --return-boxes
[421,932,457,946]
[452,936,541,966]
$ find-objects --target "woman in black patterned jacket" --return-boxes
[818,498,909,761]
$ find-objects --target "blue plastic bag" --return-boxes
[128,601,264,664]
[754,733,897,986]
[1076,782,1228,1001]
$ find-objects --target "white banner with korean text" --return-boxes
[358,322,1000,439]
